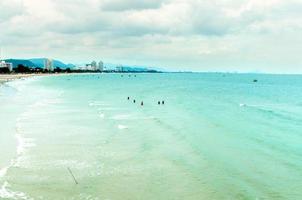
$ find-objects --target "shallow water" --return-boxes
[0,73,301,199]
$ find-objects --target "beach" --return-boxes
[0,73,90,84]
[0,73,302,199]
[0,74,42,84]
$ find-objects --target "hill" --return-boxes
[30,58,75,69]
[4,59,36,68]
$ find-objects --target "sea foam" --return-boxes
[0,181,30,200]
[118,125,128,130]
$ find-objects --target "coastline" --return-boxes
[0,73,99,85]
[0,74,41,84]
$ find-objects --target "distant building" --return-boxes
[0,48,13,72]
[44,58,54,71]
[0,60,13,72]
[98,61,104,72]
[116,65,125,72]
[91,61,97,71]
[83,61,100,71]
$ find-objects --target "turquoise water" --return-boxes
[0,73,302,199]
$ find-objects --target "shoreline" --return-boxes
[0,74,43,84]
[0,73,99,84]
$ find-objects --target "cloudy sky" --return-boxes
[1,0,302,73]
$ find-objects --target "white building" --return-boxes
[0,48,13,72]
[44,58,54,71]
[98,61,104,71]
[0,60,13,72]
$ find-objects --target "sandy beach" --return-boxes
[0,73,88,84]
[0,74,40,84]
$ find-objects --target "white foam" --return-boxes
[10,117,36,169]
[118,125,128,130]
[99,113,105,118]
[0,181,30,200]
[0,166,9,178]
[89,101,110,107]
[98,107,120,111]
[111,114,132,120]
[28,99,61,108]
[0,123,34,178]
[15,134,36,156]
[239,103,247,107]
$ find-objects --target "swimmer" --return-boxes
[141,101,144,106]
[158,101,161,105]
[127,97,130,100]
[162,101,165,105]
[133,99,136,103]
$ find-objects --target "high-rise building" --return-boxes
[91,61,97,71]
[44,58,54,71]
[98,61,104,72]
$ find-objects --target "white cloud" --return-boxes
[100,0,165,11]
[0,0,24,22]
[1,0,302,73]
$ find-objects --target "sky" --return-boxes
[0,0,302,73]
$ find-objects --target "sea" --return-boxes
[0,73,301,200]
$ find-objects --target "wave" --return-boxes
[118,124,128,130]
[89,101,110,107]
[0,165,10,178]
[110,114,132,120]
[28,99,61,108]
[239,103,302,123]
[98,107,121,111]
[6,76,38,92]
[0,108,37,199]
[15,134,36,158]
[239,103,247,107]
[0,181,30,200]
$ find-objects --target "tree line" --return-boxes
[0,64,102,74]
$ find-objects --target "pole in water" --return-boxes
[67,167,78,185]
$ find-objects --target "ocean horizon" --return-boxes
[0,73,302,199]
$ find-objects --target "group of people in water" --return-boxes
[122,75,137,78]
[127,97,165,106]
